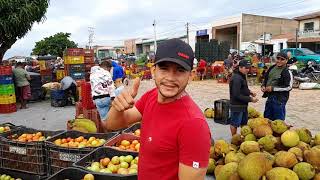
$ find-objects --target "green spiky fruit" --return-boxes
[281,130,300,147]
[293,162,315,180]
[241,126,252,136]
[258,135,277,152]
[244,134,256,141]
[296,128,312,144]
[275,151,298,168]
[240,141,260,155]
[266,167,299,180]
[270,120,288,134]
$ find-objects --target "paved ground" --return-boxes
[1,79,320,141]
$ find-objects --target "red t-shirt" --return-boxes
[135,88,211,180]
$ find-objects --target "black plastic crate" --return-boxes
[0,127,62,175]
[0,122,21,137]
[0,168,46,180]
[46,167,116,180]
[214,99,231,125]
[46,130,118,175]
[69,64,85,72]
[123,123,140,135]
[73,147,138,180]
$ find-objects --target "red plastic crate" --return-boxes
[65,48,84,56]
[80,82,95,109]
[84,56,94,64]
[0,103,17,113]
[0,66,12,76]
[84,63,94,71]
[40,69,51,76]
[83,49,94,57]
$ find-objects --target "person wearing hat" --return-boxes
[102,39,211,179]
[262,52,293,121]
[229,60,258,136]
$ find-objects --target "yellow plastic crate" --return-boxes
[56,70,65,80]
[39,61,47,71]
[0,94,16,104]
[64,56,84,64]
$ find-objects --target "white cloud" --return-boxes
[3,0,320,59]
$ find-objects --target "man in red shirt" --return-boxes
[103,39,211,180]
[197,59,207,80]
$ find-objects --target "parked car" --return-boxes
[280,48,320,64]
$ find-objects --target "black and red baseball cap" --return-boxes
[155,38,194,71]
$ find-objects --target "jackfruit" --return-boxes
[274,151,298,168]
[293,162,316,180]
[266,167,299,180]
[270,120,288,134]
[281,130,300,147]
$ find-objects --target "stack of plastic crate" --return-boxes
[0,66,16,113]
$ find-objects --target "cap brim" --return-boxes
[155,58,191,71]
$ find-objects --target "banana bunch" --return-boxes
[68,119,97,133]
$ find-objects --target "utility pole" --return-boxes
[295,28,298,49]
[153,20,157,53]
[186,22,189,45]
[88,27,94,49]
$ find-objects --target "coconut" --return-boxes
[214,140,230,157]
[296,128,312,144]
[253,125,273,138]
[274,151,298,168]
[240,141,260,154]
[231,134,243,146]
[225,151,246,164]
[315,133,320,146]
[244,134,256,141]
[258,135,277,152]
[216,162,238,180]
[266,167,299,180]
[207,158,216,174]
[214,165,224,177]
[288,147,304,161]
[241,126,252,136]
[293,162,315,180]
[281,130,300,147]
[248,118,269,129]
[270,120,288,134]
[304,148,320,171]
[237,152,273,180]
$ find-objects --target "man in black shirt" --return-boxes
[229,60,258,135]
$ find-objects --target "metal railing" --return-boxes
[298,30,320,38]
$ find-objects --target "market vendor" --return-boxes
[60,76,77,103]
[90,60,115,120]
[103,39,211,179]
[13,62,31,109]
[197,58,207,80]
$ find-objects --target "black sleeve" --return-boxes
[231,78,252,103]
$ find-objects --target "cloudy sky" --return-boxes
[4,0,320,59]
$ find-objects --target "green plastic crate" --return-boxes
[0,84,14,95]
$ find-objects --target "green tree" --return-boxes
[0,0,50,62]
[32,32,78,57]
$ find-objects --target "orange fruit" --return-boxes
[135,143,140,151]
[32,136,39,141]
[61,138,67,144]
[134,129,141,136]
[21,134,27,138]
[100,158,110,167]
[132,140,139,145]
[119,145,126,150]
[121,140,130,146]
[36,132,42,137]
[26,134,33,140]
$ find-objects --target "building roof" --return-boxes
[294,11,320,20]
[288,37,320,43]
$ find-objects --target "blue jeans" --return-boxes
[94,97,111,120]
[230,110,248,127]
[264,96,286,121]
